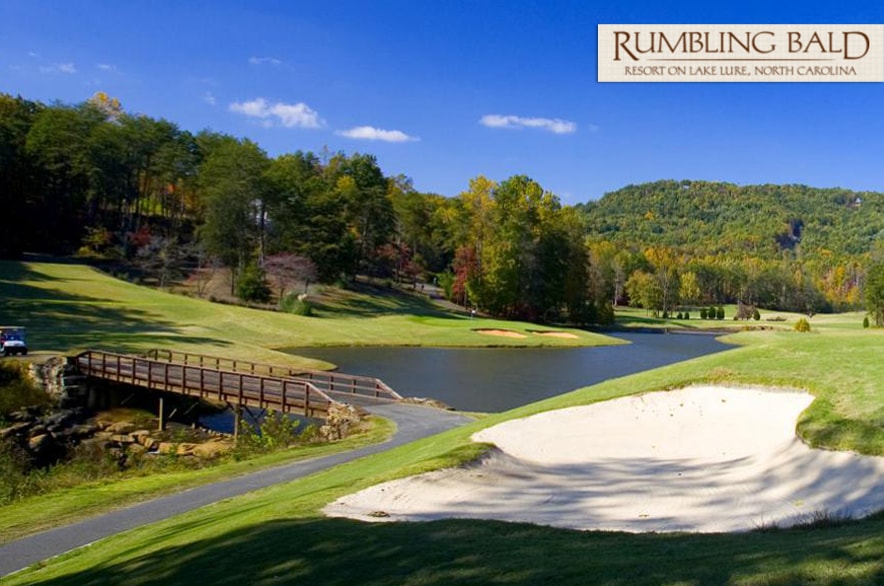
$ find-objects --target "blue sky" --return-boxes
[2,1,884,204]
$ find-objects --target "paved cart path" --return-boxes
[0,404,472,578]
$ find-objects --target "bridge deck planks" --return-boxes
[75,351,336,419]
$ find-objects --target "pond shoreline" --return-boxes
[284,332,731,412]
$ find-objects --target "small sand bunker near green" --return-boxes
[324,386,884,533]
[473,328,526,339]
[528,330,579,339]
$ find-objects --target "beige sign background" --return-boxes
[598,24,884,82]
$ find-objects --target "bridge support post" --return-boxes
[233,405,243,440]
[158,396,165,431]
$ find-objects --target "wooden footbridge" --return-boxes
[73,349,402,423]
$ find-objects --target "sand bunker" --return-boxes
[529,330,579,339]
[324,386,884,533]
[473,328,526,339]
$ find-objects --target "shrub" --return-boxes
[436,272,454,300]
[700,307,708,319]
[794,317,811,332]
[684,311,690,319]
[233,410,312,458]
[863,316,870,328]
[735,303,756,320]
[716,306,725,320]
[0,362,53,418]
[753,308,761,321]
[62,440,127,481]
[676,312,683,320]
[280,294,314,316]
[236,264,272,303]
[0,440,34,504]
[254,410,302,450]
[76,227,118,259]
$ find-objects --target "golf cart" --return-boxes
[0,326,27,356]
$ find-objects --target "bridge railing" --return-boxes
[143,349,402,402]
[76,350,336,418]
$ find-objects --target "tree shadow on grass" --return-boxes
[0,260,61,285]
[0,262,227,353]
[313,281,462,319]
[614,313,716,331]
[26,514,884,585]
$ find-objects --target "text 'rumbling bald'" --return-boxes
[598,25,884,82]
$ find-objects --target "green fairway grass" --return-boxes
[2,260,883,584]
[14,512,883,585]
[611,303,860,332]
[5,325,884,584]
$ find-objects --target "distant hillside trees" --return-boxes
[263,150,352,283]
[579,179,879,312]
[0,95,42,257]
[866,261,884,326]
[442,175,610,324]
[678,271,701,307]
[0,93,201,257]
[625,270,660,314]
[197,135,270,290]
[389,179,452,278]
[600,247,833,315]
[578,180,884,262]
[0,93,406,292]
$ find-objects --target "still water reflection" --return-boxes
[286,332,729,412]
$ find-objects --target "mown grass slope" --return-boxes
[0,260,618,371]
[2,259,883,585]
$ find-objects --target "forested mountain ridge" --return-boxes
[578,180,884,260]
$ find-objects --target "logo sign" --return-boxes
[598,25,884,82]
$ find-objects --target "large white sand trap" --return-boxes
[324,386,884,532]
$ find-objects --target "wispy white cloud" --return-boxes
[203,92,217,106]
[480,114,576,134]
[27,51,39,58]
[229,98,324,128]
[336,126,419,143]
[40,62,77,74]
[249,56,282,66]
[96,63,117,72]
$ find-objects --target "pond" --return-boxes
[285,332,730,412]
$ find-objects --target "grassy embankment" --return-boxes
[2,260,883,584]
[0,260,616,371]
